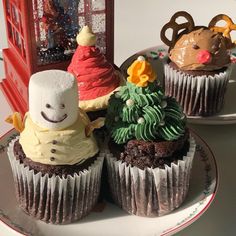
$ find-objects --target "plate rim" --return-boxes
[160,129,219,236]
[120,44,236,125]
[0,129,219,236]
[0,129,26,236]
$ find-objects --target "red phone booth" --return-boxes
[0,0,114,115]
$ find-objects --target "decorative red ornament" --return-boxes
[231,58,236,63]
[0,0,114,116]
[159,52,164,58]
[197,50,212,64]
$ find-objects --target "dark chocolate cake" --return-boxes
[14,140,97,177]
[120,131,189,170]
[168,61,226,77]
[108,130,189,170]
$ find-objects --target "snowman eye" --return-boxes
[60,104,65,109]
[46,104,51,109]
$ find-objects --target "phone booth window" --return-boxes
[32,0,109,65]
[1,0,114,115]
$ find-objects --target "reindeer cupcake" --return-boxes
[161,11,236,116]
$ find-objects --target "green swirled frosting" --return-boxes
[106,57,186,144]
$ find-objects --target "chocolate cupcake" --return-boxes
[105,56,196,217]
[68,26,124,121]
[6,70,104,224]
[161,11,235,116]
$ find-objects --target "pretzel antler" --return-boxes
[161,11,195,48]
[209,14,236,44]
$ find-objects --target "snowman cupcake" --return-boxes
[6,70,104,224]
[68,26,124,120]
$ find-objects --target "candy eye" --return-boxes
[212,45,217,50]
[192,44,200,50]
[60,104,65,109]
[46,104,51,109]
[212,42,221,52]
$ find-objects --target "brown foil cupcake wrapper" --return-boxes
[106,137,196,217]
[7,138,104,224]
[164,64,231,116]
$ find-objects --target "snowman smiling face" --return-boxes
[41,103,68,123]
[29,70,78,130]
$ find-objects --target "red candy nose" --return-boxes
[197,50,211,64]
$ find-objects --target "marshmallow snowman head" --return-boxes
[29,70,78,130]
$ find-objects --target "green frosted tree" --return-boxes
[106,56,186,144]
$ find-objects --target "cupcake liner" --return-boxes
[105,136,196,217]
[164,63,231,116]
[7,138,104,224]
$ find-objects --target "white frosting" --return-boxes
[137,117,145,124]
[161,100,167,108]
[137,56,146,61]
[126,99,134,107]
[29,70,78,130]
[76,26,96,46]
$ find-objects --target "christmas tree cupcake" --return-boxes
[161,11,235,116]
[68,26,124,120]
[6,70,104,224]
[105,56,196,217]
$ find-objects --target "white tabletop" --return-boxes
[1,0,236,235]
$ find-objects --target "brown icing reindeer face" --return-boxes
[161,11,236,71]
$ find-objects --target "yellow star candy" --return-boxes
[127,56,157,87]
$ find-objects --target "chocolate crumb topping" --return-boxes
[109,130,190,170]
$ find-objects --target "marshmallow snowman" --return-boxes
[29,70,78,130]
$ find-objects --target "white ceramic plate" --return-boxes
[120,45,236,125]
[0,129,218,236]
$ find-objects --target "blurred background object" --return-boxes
[0,0,114,115]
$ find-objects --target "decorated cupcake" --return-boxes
[105,56,196,217]
[6,70,104,224]
[68,26,124,120]
[161,11,236,116]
